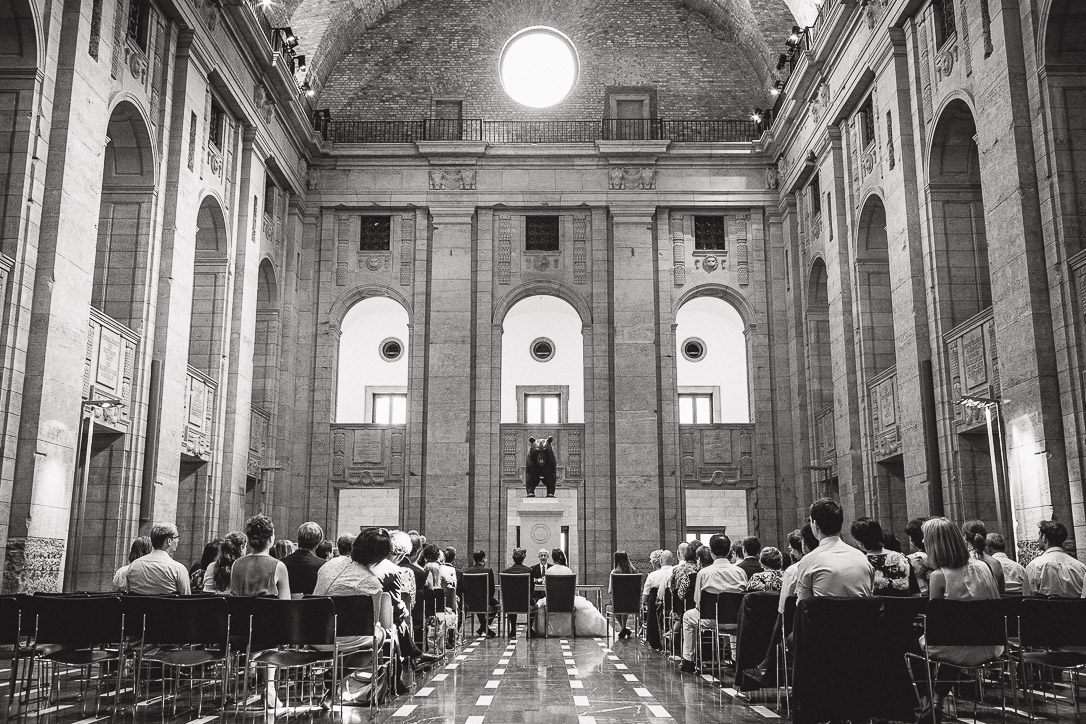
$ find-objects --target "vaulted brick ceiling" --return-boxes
[284,0,801,104]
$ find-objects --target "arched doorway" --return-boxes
[806,259,837,500]
[247,259,281,516]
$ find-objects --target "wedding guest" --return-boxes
[963,520,1005,594]
[204,531,247,594]
[985,533,1031,595]
[112,536,152,591]
[1026,520,1086,597]
[120,524,190,595]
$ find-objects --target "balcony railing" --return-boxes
[318,118,763,144]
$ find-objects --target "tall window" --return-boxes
[209,99,226,150]
[127,0,151,50]
[371,392,407,424]
[933,0,957,47]
[809,173,822,216]
[859,96,876,148]
[525,394,560,424]
[679,393,713,424]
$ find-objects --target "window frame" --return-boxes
[858,96,876,149]
[932,0,957,49]
[524,215,561,253]
[126,0,151,51]
[358,215,393,253]
[208,98,226,151]
[516,385,569,424]
[364,386,408,425]
[677,386,721,425]
[693,215,727,252]
[809,173,822,217]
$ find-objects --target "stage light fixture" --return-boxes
[750,108,764,123]
[776,53,788,71]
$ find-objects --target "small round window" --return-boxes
[530,337,555,363]
[379,337,404,362]
[681,337,706,362]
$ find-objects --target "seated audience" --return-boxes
[985,533,1031,595]
[669,544,700,605]
[536,548,608,637]
[743,547,784,592]
[963,520,1005,594]
[270,538,295,560]
[679,534,747,673]
[696,544,714,570]
[230,514,291,599]
[850,517,914,596]
[906,517,933,595]
[384,530,440,673]
[737,536,764,579]
[503,548,533,637]
[609,550,637,639]
[1026,520,1086,597]
[315,539,334,561]
[911,516,1003,720]
[204,531,247,594]
[465,550,499,637]
[794,498,874,600]
[112,536,152,591]
[189,538,221,591]
[642,549,675,603]
[281,522,327,596]
[120,523,191,595]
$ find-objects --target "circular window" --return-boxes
[530,337,556,363]
[499,27,579,108]
[379,337,404,362]
[681,337,706,362]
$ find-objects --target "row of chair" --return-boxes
[459,573,581,638]
[0,592,399,721]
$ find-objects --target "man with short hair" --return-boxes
[985,533,1031,595]
[679,534,747,673]
[465,550,499,637]
[1026,520,1086,597]
[121,523,190,595]
[529,548,551,582]
[281,522,326,596]
[314,532,356,586]
[501,548,533,636]
[337,533,356,557]
[642,550,675,602]
[794,498,874,601]
[736,537,764,579]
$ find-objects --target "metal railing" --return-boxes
[317,118,762,144]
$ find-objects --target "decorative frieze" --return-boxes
[400,214,413,285]
[330,424,407,485]
[678,424,756,488]
[935,43,958,81]
[670,213,685,287]
[110,0,126,79]
[429,168,476,190]
[572,214,588,285]
[945,309,999,430]
[919,22,933,122]
[497,214,512,285]
[765,166,779,190]
[735,216,749,287]
[607,167,656,190]
[247,405,270,478]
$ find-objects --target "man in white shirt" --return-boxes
[642,550,675,602]
[679,534,747,673]
[120,523,190,595]
[794,498,874,601]
[1025,520,1086,598]
[985,533,1032,596]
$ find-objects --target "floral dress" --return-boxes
[868,549,912,595]
[670,562,698,604]
[744,569,784,592]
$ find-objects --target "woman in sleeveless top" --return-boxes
[231,514,291,599]
[963,519,1006,595]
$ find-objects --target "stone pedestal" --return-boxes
[507,491,578,569]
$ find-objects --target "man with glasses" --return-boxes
[119,522,191,595]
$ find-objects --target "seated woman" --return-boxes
[743,547,784,592]
[534,548,608,637]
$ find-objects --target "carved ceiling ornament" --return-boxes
[608,167,656,190]
[429,168,476,190]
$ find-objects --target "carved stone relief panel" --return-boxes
[678,424,756,488]
[429,168,476,190]
[330,425,407,485]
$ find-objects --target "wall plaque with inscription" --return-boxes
[96,328,122,390]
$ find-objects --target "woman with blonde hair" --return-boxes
[912,516,1003,720]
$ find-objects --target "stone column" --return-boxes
[609,206,662,556]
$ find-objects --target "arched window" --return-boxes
[855,196,896,376]
[674,297,748,424]
[336,297,410,423]
[500,295,584,424]
[806,259,832,413]
[188,198,229,379]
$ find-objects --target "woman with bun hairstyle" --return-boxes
[962,520,1005,595]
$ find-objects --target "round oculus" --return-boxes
[379,337,404,362]
[499,27,579,108]
[530,337,556,363]
[681,337,706,362]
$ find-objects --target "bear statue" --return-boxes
[525,436,557,497]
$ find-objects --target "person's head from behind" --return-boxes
[905,517,928,552]
[849,517,884,552]
[245,514,275,553]
[922,517,969,570]
[512,547,527,565]
[660,549,676,566]
[271,539,294,559]
[389,530,412,562]
[315,540,334,560]
[613,550,633,573]
[444,547,457,565]
[409,532,423,561]
[786,529,803,562]
[696,545,713,569]
[759,546,783,571]
[421,543,441,564]
[297,522,323,552]
[882,531,903,553]
[677,542,688,560]
[709,534,732,559]
[150,523,179,552]
[1038,520,1068,550]
[129,536,153,563]
[962,519,989,556]
[800,523,818,554]
[742,536,762,558]
[213,532,247,590]
[985,533,1007,555]
[198,538,222,570]
[473,549,487,566]
[809,498,844,538]
[551,548,567,567]
[337,533,356,557]
[352,527,392,567]
[648,549,662,570]
[683,542,700,564]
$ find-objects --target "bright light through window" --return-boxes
[500,27,578,108]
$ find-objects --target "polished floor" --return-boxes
[5,627,1085,723]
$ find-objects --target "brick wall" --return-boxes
[317,0,770,119]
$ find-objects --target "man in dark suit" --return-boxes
[281,522,326,596]
[736,536,764,579]
[529,548,551,582]
[501,548,533,636]
[465,550,499,637]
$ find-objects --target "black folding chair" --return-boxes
[1,596,22,721]
[124,595,230,717]
[605,573,642,643]
[906,598,1017,722]
[25,594,127,720]
[499,574,532,638]
[327,594,390,714]
[422,588,448,655]
[460,573,493,639]
[733,592,780,692]
[224,596,261,710]
[247,597,337,715]
[543,575,577,638]
[1017,597,1086,722]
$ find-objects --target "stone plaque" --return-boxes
[188,379,205,428]
[96,328,122,390]
[962,327,988,390]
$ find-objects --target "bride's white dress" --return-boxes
[533,565,609,637]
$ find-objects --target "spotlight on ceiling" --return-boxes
[276,27,298,48]
[770,80,785,96]
[750,108,764,124]
[776,53,788,71]
[786,25,802,48]
[300,81,315,97]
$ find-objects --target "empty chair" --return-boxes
[1017,597,1086,721]
[542,574,577,638]
[606,573,643,643]
[499,573,532,638]
[247,597,338,714]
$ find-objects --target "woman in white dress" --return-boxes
[535,548,609,637]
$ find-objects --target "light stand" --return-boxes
[957,396,1015,554]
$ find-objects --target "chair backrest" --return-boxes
[328,595,377,638]
[609,573,642,616]
[462,573,491,612]
[424,588,446,616]
[250,597,336,651]
[782,594,798,636]
[1020,597,1086,648]
[0,597,18,645]
[698,590,719,617]
[31,594,124,647]
[376,592,394,630]
[545,574,577,613]
[500,574,532,614]
[716,591,745,625]
[127,596,228,649]
[225,595,263,639]
[878,595,928,651]
[923,598,1008,647]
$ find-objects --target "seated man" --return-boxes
[679,534,747,673]
[281,522,326,596]
[465,550,499,637]
[736,537,764,580]
[120,523,191,595]
[985,533,1031,595]
[642,549,674,650]
[794,498,874,601]
[501,548,533,636]
[1025,520,1086,597]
